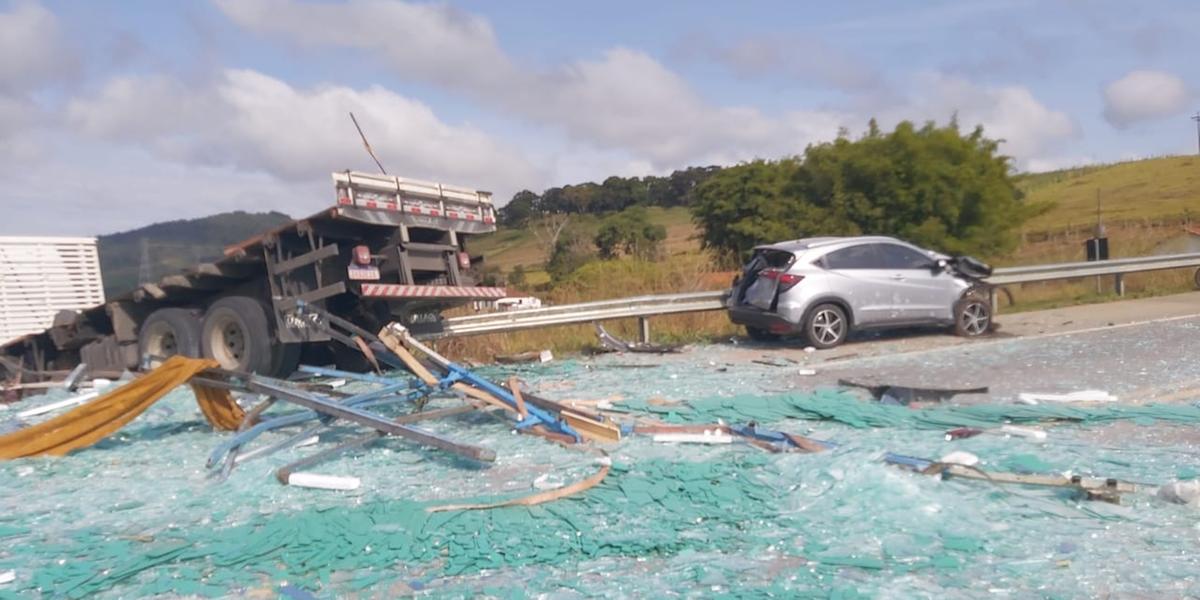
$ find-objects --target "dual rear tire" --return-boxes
[137,296,300,376]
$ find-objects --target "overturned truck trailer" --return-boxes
[0,171,506,380]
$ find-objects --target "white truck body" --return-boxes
[0,237,105,343]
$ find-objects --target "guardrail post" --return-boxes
[638,317,651,344]
[1114,273,1125,297]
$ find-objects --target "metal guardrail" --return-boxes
[430,252,1200,340]
[429,291,727,339]
[987,252,1200,285]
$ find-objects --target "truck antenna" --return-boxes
[349,112,388,175]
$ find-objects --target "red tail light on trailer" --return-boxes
[352,245,372,265]
[457,252,472,270]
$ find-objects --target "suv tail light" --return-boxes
[760,268,804,291]
[352,245,372,265]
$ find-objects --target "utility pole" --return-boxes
[1193,112,1200,155]
[138,238,153,285]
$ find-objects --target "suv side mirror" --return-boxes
[933,259,948,272]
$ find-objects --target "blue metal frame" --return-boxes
[206,379,427,470]
[442,362,581,442]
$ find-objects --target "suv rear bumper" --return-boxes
[728,304,799,334]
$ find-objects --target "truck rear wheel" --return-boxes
[139,308,201,368]
[201,296,275,374]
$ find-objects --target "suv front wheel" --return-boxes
[954,296,992,337]
[804,303,848,349]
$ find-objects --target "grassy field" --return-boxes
[1017,155,1199,232]
[469,207,699,283]
[443,156,1200,361]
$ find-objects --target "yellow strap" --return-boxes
[0,356,243,459]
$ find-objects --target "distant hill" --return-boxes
[1017,155,1200,231]
[98,211,293,298]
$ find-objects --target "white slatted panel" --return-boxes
[0,237,105,343]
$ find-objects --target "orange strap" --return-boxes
[0,356,244,459]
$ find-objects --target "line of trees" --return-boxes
[498,166,720,226]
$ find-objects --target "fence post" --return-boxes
[1114,273,1125,297]
[638,317,651,344]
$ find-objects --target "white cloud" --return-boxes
[216,0,848,169]
[881,73,1079,167]
[675,33,883,94]
[0,1,75,168]
[0,0,73,92]
[215,0,514,90]
[1102,69,1192,128]
[68,69,542,192]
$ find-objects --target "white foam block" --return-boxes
[1017,390,1117,404]
[17,391,99,418]
[652,432,733,444]
[287,472,361,491]
[939,451,980,467]
[999,425,1048,441]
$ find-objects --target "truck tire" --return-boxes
[270,343,303,378]
[139,308,201,368]
[201,296,276,374]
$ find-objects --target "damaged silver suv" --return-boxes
[728,236,994,348]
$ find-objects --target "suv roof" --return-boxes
[754,235,903,253]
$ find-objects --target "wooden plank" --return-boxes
[942,464,1138,493]
[508,377,528,419]
[562,410,621,442]
[377,328,513,414]
[135,283,167,301]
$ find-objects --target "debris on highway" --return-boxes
[2,314,1200,597]
[839,378,989,405]
[596,323,682,354]
[1017,389,1119,404]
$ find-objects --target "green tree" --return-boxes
[546,230,594,282]
[593,207,667,260]
[500,190,539,226]
[691,119,1040,261]
[507,264,527,287]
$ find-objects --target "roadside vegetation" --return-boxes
[95,124,1200,362]
[448,122,1200,361]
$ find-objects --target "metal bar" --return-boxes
[274,403,481,482]
[246,377,495,462]
[297,364,404,385]
[270,243,339,275]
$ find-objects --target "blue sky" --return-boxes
[3,0,1198,235]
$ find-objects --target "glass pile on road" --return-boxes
[2,332,1199,598]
